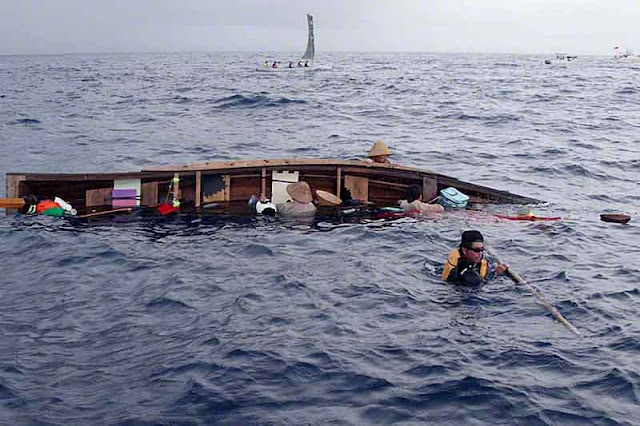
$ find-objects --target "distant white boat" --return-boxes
[614,46,640,60]
[257,14,318,72]
[544,52,577,65]
[555,52,577,61]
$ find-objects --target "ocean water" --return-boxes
[0,52,639,425]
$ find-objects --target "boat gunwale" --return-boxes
[5,158,543,205]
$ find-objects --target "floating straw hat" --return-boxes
[286,181,313,204]
[367,140,392,157]
[315,190,342,207]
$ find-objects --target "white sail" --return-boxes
[301,14,315,62]
[257,13,322,72]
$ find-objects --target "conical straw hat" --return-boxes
[286,181,313,204]
[368,140,392,157]
[315,190,342,207]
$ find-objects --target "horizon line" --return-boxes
[0,49,616,58]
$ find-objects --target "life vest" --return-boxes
[441,248,487,282]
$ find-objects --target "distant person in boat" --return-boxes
[398,184,444,213]
[278,181,317,216]
[304,61,309,67]
[442,230,509,285]
[264,61,269,68]
[364,140,392,164]
[272,61,278,68]
[288,61,294,68]
[297,61,303,67]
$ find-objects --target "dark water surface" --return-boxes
[1,52,639,425]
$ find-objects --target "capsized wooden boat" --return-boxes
[3,158,541,217]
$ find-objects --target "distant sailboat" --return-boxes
[301,14,315,66]
[258,14,317,72]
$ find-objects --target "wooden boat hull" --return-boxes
[4,158,541,217]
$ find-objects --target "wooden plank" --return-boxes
[86,188,112,207]
[423,177,438,202]
[344,175,369,202]
[369,179,409,189]
[223,173,261,179]
[14,172,176,182]
[261,168,266,196]
[141,182,158,206]
[339,167,425,181]
[369,184,406,205]
[142,158,438,176]
[5,174,25,214]
[304,177,335,193]
[195,171,201,208]
[180,182,195,204]
[229,176,260,202]
[203,175,230,203]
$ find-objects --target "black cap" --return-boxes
[460,230,483,247]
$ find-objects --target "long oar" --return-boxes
[0,198,26,208]
[77,208,133,219]
[487,246,581,336]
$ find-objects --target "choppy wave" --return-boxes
[7,117,41,125]
[211,93,306,109]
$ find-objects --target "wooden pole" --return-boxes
[195,171,202,208]
[0,198,25,208]
[487,246,581,336]
[77,208,133,218]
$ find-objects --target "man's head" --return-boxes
[368,140,392,163]
[405,184,423,203]
[371,155,389,164]
[459,230,485,263]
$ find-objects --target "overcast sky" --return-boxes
[1,0,639,55]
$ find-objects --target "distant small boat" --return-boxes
[545,52,577,64]
[613,46,640,60]
[258,14,316,72]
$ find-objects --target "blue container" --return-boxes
[438,187,469,208]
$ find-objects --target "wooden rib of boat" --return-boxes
[3,158,541,217]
